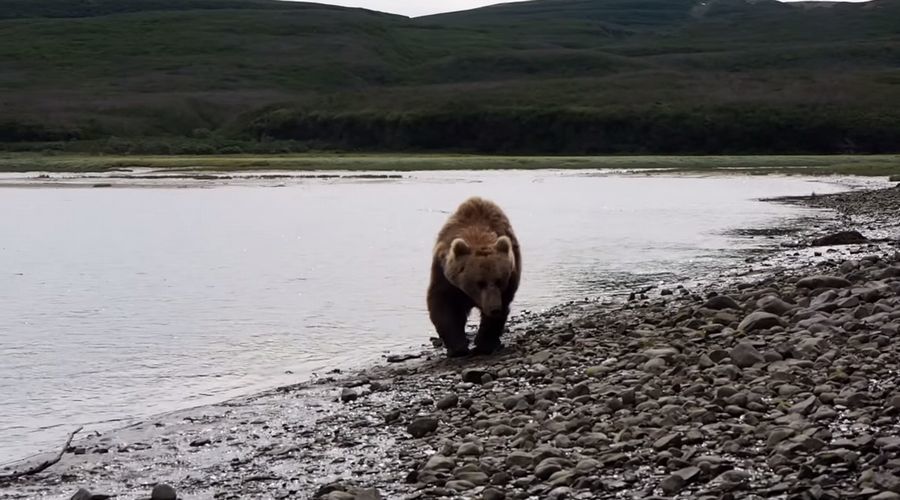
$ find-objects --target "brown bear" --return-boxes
[427,196,521,357]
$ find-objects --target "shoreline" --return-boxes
[2,183,899,500]
[1,153,900,177]
[0,165,891,194]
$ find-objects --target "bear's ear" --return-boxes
[495,236,512,254]
[450,238,471,258]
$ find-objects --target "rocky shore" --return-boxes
[2,182,900,500]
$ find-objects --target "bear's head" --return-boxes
[443,235,516,318]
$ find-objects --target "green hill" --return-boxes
[2,0,899,154]
[0,0,370,19]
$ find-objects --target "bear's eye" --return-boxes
[476,280,487,289]
[495,279,503,287]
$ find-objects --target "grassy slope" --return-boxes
[1,153,899,176]
[1,0,899,152]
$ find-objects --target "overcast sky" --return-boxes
[313,0,869,17]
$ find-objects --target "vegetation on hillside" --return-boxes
[3,152,900,175]
[1,0,899,154]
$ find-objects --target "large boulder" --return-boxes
[810,230,868,247]
[703,295,741,310]
[730,342,765,368]
[756,296,795,316]
[795,275,852,289]
[738,311,785,332]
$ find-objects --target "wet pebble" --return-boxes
[436,394,459,410]
[340,388,359,403]
[407,416,439,438]
[151,484,177,500]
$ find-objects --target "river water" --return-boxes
[0,169,855,463]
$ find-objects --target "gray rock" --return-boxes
[536,388,560,401]
[643,357,667,372]
[796,275,852,289]
[789,395,817,415]
[502,394,526,410]
[888,394,900,411]
[368,380,389,391]
[340,388,358,403]
[151,484,177,500]
[796,337,826,359]
[457,442,482,457]
[483,488,506,500]
[567,382,590,398]
[554,434,573,449]
[423,454,455,471]
[445,480,475,491]
[653,433,682,450]
[871,493,900,500]
[462,369,488,384]
[456,471,489,485]
[534,448,564,463]
[547,486,573,499]
[812,406,837,421]
[763,350,783,362]
[716,469,751,484]
[698,354,715,368]
[757,296,795,316]
[530,350,552,364]
[872,472,900,492]
[811,230,868,247]
[767,428,794,448]
[491,424,516,436]
[730,342,765,368]
[800,437,826,452]
[351,489,382,500]
[71,489,93,500]
[703,295,741,310]
[674,466,701,482]
[535,458,566,480]
[660,474,686,495]
[575,459,600,472]
[491,472,511,485]
[837,296,861,309]
[407,416,439,438]
[738,311,784,332]
[323,493,355,500]
[778,384,801,397]
[506,451,534,468]
[876,436,900,452]
[436,394,459,410]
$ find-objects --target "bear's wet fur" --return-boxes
[427,197,521,357]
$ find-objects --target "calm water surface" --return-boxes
[0,170,850,462]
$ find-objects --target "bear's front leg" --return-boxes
[473,308,508,355]
[428,300,471,358]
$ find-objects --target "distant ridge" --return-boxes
[1,0,898,153]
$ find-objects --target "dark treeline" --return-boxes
[0,121,82,142]
[247,106,900,155]
[4,106,900,155]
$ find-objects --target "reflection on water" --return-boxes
[0,170,850,462]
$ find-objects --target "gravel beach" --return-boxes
[3,182,900,500]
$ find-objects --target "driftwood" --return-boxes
[0,426,83,483]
